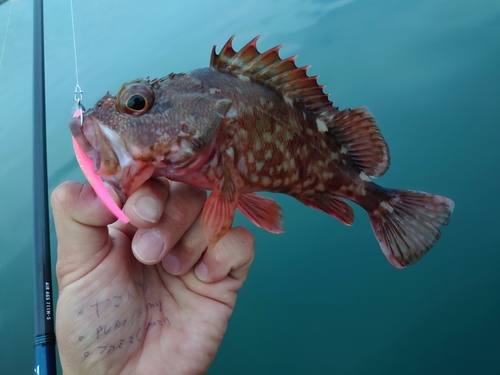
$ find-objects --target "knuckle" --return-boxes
[166,203,192,229]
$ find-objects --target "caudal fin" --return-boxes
[368,189,454,268]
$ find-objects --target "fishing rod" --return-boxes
[33,0,57,373]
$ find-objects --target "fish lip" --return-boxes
[69,114,156,198]
[69,115,102,172]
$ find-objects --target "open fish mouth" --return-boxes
[69,115,103,174]
[68,114,156,199]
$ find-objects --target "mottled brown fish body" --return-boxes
[70,36,454,268]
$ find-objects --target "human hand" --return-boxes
[51,179,255,375]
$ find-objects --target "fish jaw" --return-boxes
[69,115,156,199]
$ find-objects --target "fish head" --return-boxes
[69,75,232,200]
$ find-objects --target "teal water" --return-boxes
[1,0,499,373]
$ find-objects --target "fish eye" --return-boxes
[116,82,155,116]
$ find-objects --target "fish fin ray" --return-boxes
[237,193,284,233]
[368,189,454,268]
[296,194,354,226]
[201,167,239,247]
[324,107,390,177]
[210,36,333,114]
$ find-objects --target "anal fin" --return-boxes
[237,193,284,234]
[295,194,354,226]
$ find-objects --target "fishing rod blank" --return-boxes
[33,0,57,374]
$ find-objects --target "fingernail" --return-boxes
[134,231,165,263]
[195,262,209,281]
[132,196,160,223]
[163,253,181,275]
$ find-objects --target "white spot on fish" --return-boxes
[261,176,272,186]
[306,128,314,136]
[340,147,348,154]
[226,107,238,118]
[322,171,334,180]
[237,157,248,174]
[238,74,251,82]
[265,150,273,160]
[284,94,294,106]
[275,125,282,132]
[317,183,325,191]
[273,179,282,187]
[359,172,370,182]
[189,76,202,86]
[380,201,394,213]
[250,174,259,183]
[263,132,272,143]
[316,118,328,132]
[260,97,266,105]
[239,129,248,141]
[209,88,221,94]
[303,178,314,187]
[269,101,274,109]
[256,162,264,171]
[247,151,254,163]
[254,139,261,152]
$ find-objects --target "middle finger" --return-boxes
[131,182,207,265]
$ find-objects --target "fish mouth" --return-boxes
[69,115,155,200]
[69,115,103,174]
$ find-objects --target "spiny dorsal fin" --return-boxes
[211,36,390,177]
[211,35,330,109]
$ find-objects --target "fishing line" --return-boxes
[70,0,84,118]
[0,0,13,71]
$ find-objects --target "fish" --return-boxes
[69,36,454,268]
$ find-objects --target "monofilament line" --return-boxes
[70,0,83,102]
[0,0,13,70]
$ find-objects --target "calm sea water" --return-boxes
[1,0,499,374]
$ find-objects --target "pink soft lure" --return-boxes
[72,109,129,223]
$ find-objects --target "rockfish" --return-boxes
[69,36,454,268]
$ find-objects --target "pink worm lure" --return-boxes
[71,108,130,223]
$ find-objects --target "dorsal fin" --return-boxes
[325,107,390,177]
[211,36,390,177]
[211,35,330,110]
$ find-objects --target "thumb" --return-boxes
[51,181,119,285]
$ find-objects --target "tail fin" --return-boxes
[368,189,454,268]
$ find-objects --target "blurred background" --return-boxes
[0,0,499,373]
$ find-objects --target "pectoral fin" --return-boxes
[201,167,239,247]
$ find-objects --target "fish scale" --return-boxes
[69,36,454,268]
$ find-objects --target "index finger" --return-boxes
[111,178,171,240]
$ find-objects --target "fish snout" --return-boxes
[68,115,121,176]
